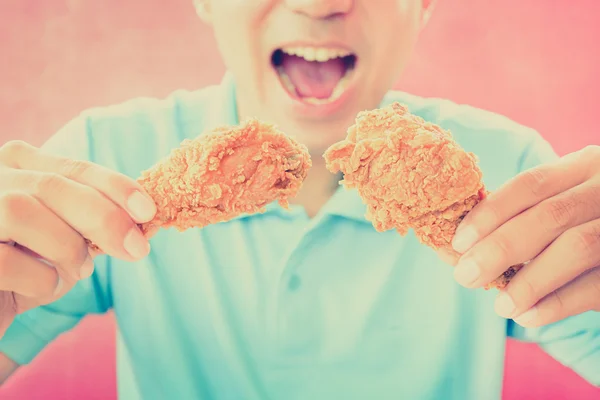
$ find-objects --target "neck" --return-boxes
[233,94,344,217]
[289,155,340,218]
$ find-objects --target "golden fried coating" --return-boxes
[324,102,520,289]
[87,118,311,252]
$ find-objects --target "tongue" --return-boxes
[281,54,346,99]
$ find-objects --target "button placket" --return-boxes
[265,214,335,354]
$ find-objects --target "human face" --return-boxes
[197,0,432,152]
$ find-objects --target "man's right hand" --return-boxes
[0,140,156,339]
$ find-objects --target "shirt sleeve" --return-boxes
[508,131,600,387]
[0,114,113,365]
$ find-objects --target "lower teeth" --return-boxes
[277,67,353,105]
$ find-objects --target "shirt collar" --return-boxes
[221,72,239,126]
[319,185,370,223]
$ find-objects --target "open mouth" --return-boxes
[271,46,357,105]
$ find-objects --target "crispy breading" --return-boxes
[87,119,311,252]
[324,102,521,290]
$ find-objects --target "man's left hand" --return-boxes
[450,145,600,327]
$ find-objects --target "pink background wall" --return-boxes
[1,0,599,398]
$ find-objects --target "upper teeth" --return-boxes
[281,46,352,62]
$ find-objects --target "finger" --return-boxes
[0,191,93,280]
[453,182,600,287]
[0,243,61,298]
[0,140,156,223]
[493,217,600,318]
[508,267,600,328]
[451,149,594,254]
[436,248,460,266]
[9,171,150,261]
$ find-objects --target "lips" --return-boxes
[271,46,357,105]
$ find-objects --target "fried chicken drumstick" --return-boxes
[87,119,311,252]
[323,102,520,290]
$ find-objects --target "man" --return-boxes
[0,1,598,399]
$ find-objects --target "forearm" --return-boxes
[0,352,19,385]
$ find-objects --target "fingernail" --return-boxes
[453,258,481,285]
[53,276,64,296]
[514,307,538,326]
[494,292,516,317]
[452,226,479,253]
[126,191,156,221]
[80,254,94,279]
[124,227,150,259]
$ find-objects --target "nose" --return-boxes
[284,0,353,19]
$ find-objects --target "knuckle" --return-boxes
[510,271,538,308]
[107,172,139,198]
[570,225,600,262]
[0,191,35,223]
[34,172,69,196]
[580,145,600,161]
[589,184,600,211]
[540,197,577,231]
[56,244,88,270]
[489,233,513,264]
[0,140,32,158]
[520,167,551,198]
[548,290,566,318]
[580,145,600,178]
[481,200,503,228]
[59,159,92,180]
[96,203,132,235]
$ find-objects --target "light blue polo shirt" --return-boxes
[1,74,598,399]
